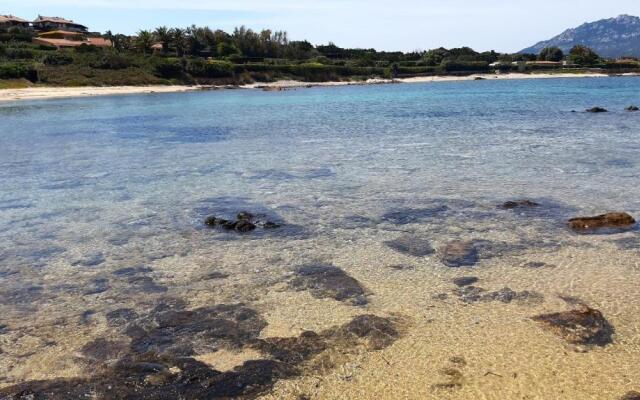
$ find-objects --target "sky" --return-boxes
[3,0,640,53]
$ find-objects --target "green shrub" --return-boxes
[186,59,234,78]
[440,61,489,72]
[92,53,132,70]
[155,58,183,78]
[43,53,74,66]
[5,48,36,60]
[0,62,38,81]
[75,44,101,53]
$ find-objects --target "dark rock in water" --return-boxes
[481,287,544,305]
[0,352,294,400]
[454,286,543,305]
[81,338,129,363]
[381,206,448,225]
[83,278,110,295]
[384,235,434,257]
[0,314,402,400]
[202,272,229,280]
[204,212,267,233]
[335,314,399,350]
[204,216,232,228]
[586,107,608,113]
[386,264,415,271]
[453,277,479,287]
[622,391,640,400]
[521,261,551,269]
[568,212,636,233]
[237,211,254,221]
[235,220,256,233]
[289,264,368,305]
[532,305,614,346]
[113,266,153,276]
[453,285,486,303]
[128,276,168,293]
[440,241,479,267]
[501,200,540,209]
[71,252,106,267]
[106,308,139,327]
[253,314,400,363]
[128,304,267,356]
[626,105,639,111]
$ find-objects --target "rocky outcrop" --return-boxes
[204,211,281,233]
[568,212,636,233]
[532,305,614,347]
[501,200,540,209]
[384,235,434,257]
[439,241,479,267]
[289,264,368,305]
[586,107,608,113]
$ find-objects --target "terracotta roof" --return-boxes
[38,30,85,38]
[0,15,29,23]
[33,37,112,48]
[33,15,87,28]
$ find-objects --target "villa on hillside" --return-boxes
[32,30,111,49]
[0,15,30,28]
[32,15,88,32]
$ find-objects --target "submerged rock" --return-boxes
[454,286,543,305]
[622,391,640,400]
[381,206,448,225]
[481,288,544,305]
[440,241,479,267]
[204,211,276,234]
[452,277,479,287]
[384,235,434,257]
[501,200,540,209]
[0,353,294,400]
[586,107,608,113]
[128,304,267,356]
[289,264,368,305]
[625,105,639,111]
[253,314,400,363]
[568,212,636,233]
[0,313,402,400]
[235,220,257,233]
[532,305,614,346]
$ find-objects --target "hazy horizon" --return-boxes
[3,0,640,53]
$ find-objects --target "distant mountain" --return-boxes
[521,15,640,58]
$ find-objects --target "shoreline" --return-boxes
[0,72,637,103]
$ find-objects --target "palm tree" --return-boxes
[171,28,186,57]
[136,30,153,55]
[154,26,172,54]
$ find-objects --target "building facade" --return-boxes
[33,16,88,32]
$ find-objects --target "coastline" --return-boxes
[0,72,637,103]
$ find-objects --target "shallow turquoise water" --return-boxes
[0,77,639,395]
[1,78,639,262]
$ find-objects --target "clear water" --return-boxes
[1,78,639,398]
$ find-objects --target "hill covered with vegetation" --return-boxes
[521,15,640,58]
[1,23,639,88]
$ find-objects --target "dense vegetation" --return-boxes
[1,24,639,87]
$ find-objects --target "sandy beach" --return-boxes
[0,85,206,103]
[0,72,635,103]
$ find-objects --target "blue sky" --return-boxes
[3,0,640,52]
